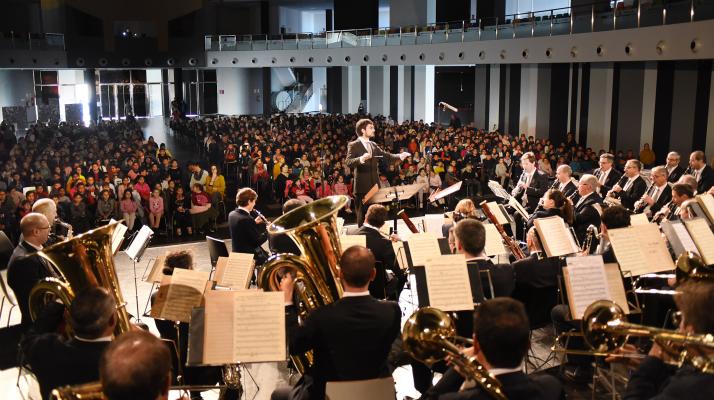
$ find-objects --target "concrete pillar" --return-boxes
[413,65,435,123]
[367,66,389,117]
[488,64,500,131]
[341,66,361,114]
[519,64,539,137]
[85,69,98,123]
[397,66,413,122]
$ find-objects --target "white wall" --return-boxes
[587,63,614,152]
[0,70,35,110]
[519,64,539,136]
[217,68,264,116]
[413,65,434,123]
[488,64,500,130]
[303,67,327,113]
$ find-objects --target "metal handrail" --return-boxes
[202,0,707,51]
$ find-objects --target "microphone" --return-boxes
[438,102,458,112]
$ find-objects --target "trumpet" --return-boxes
[555,300,714,373]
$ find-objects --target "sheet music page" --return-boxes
[669,221,700,255]
[407,233,441,267]
[630,213,650,226]
[111,222,128,254]
[608,224,675,276]
[424,255,473,311]
[219,253,255,289]
[486,202,509,225]
[483,223,507,256]
[533,216,579,257]
[684,218,714,265]
[203,291,235,365]
[157,268,209,323]
[697,194,714,224]
[604,263,630,314]
[423,214,445,238]
[392,241,408,270]
[565,255,610,319]
[340,235,366,253]
[144,253,167,283]
[232,291,286,363]
[125,225,154,261]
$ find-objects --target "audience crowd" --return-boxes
[0,112,676,246]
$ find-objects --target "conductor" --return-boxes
[345,119,410,226]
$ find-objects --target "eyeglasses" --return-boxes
[38,226,52,230]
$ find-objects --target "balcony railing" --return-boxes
[0,32,65,50]
[205,0,714,51]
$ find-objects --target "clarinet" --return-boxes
[633,182,655,214]
[479,201,526,260]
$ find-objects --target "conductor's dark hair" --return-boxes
[454,219,485,255]
[601,205,631,229]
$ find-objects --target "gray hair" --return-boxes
[579,174,599,192]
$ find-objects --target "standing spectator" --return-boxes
[148,189,164,230]
[172,186,192,237]
[120,189,138,231]
[639,143,656,168]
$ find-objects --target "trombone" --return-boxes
[402,307,506,400]
[554,300,714,373]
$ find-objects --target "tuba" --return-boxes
[28,221,132,335]
[402,307,507,400]
[258,195,348,374]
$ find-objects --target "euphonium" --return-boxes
[50,381,104,400]
[258,195,348,374]
[402,307,506,400]
[28,220,132,335]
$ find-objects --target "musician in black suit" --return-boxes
[572,174,603,245]
[608,159,648,210]
[345,119,410,226]
[228,188,268,263]
[665,151,686,183]
[526,189,575,231]
[510,152,549,213]
[633,166,672,217]
[593,153,622,195]
[595,205,631,263]
[269,199,305,256]
[355,204,405,300]
[552,164,578,200]
[271,245,401,400]
[613,281,714,399]
[688,150,714,194]
[511,228,562,328]
[21,287,116,400]
[7,213,55,328]
[422,298,562,400]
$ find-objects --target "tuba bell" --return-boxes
[402,307,507,400]
[29,220,132,335]
[258,195,348,374]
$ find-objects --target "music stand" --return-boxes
[124,225,154,324]
[366,183,423,234]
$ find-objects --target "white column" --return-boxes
[488,64,500,131]
[367,66,390,117]
[640,62,658,147]
[341,66,360,114]
[707,68,714,161]
[587,63,614,152]
[519,64,539,137]
[413,65,435,123]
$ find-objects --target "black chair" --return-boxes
[368,261,387,300]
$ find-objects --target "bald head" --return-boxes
[32,198,57,222]
[339,245,376,289]
[100,331,171,400]
[20,213,51,246]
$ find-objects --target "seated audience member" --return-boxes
[96,189,118,224]
[147,189,164,230]
[271,246,401,400]
[22,287,117,400]
[356,204,405,300]
[422,298,562,400]
[120,189,139,231]
[189,183,218,234]
[172,186,192,237]
[611,280,714,399]
[269,198,305,255]
[205,164,226,205]
[7,213,55,328]
[100,330,172,400]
